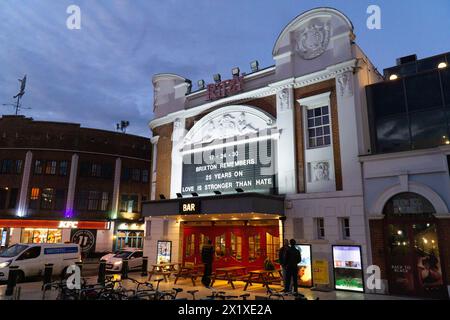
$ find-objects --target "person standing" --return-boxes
[284,239,301,294]
[201,240,214,287]
[278,239,289,288]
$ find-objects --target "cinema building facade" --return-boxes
[143,7,382,291]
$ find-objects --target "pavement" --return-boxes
[0,271,415,301]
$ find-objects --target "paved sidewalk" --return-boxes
[0,273,415,301]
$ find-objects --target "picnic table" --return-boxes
[173,264,204,286]
[210,266,247,289]
[243,269,283,291]
[147,262,179,281]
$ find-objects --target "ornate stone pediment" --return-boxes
[182,105,276,146]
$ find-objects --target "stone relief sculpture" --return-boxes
[172,118,186,142]
[312,161,330,182]
[187,112,260,145]
[337,71,353,97]
[278,88,290,112]
[295,23,331,60]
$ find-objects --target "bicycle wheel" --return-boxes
[159,293,176,300]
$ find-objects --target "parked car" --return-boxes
[102,248,143,272]
[0,243,81,282]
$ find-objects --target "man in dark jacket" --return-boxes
[201,240,214,287]
[284,239,301,294]
[278,239,289,288]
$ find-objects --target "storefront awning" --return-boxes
[142,193,285,217]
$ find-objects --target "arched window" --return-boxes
[383,193,435,216]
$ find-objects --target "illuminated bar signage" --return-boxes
[181,140,275,196]
[179,199,201,215]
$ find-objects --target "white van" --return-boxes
[0,243,81,282]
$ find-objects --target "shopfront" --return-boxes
[0,219,110,250]
[382,193,447,299]
[142,193,285,270]
[114,222,145,250]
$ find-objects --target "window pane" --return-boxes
[410,109,447,149]
[314,108,322,117]
[307,119,314,128]
[324,126,330,135]
[314,118,322,126]
[405,71,443,111]
[307,109,314,118]
[367,81,406,118]
[41,188,55,209]
[322,115,330,125]
[308,129,315,138]
[324,135,331,145]
[316,127,323,136]
[376,116,410,153]
[321,106,329,115]
[441,68,450,104]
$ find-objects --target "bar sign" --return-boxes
[179,200,201,215]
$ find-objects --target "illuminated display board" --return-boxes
[181,140,275,196]
[332,245,364,292]
[295,244,313,287]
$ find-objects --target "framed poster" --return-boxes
[295,244,313,287]
[157,240,172,264]
[332,245,364,292]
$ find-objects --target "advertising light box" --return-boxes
[295,244,313,287]
[157,240,172,264]
[332,245,364,292]
[181,140,275,196]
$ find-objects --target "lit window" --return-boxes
[45,161,57,175]
[40,188,55,210]
[315,218,325,239]
[59,161,68,176]
[307,106,331,148]
[30,188,40,200]
[340,217,351,240]
[34,160,43,174]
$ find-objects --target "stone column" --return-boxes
[111,158,122,219]
[170,118,186,198]
[64,153,79,218]
[17,151,33,217]
[275,86,297,194]
[150,136,159,201]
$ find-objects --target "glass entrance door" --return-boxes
[387,222,445,298]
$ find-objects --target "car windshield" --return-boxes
[113,251,132,259]
[0,244,29,258]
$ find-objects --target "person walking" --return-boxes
[278,239,289,288]
[201,240,214,287]
[284,239,301,294]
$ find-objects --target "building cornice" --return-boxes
[149,59,357,130]
[359,145,450,162]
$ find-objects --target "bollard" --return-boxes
[141,256,148,276]
[121,259,129,279]
[5,266,19,297]
[42,263,54,291]
[98,259,106,286]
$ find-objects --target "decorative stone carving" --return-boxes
[278,88,291,112]
[337,71,353,97]
[186,112,260,145]
[295,23,331,60]
[312,161,330,182]
[172,118,185,142]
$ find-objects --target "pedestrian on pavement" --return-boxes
[201,240,214,287]
[284,239,301,294]
[278,239,289,288]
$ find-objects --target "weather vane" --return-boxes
[2,75,31,115]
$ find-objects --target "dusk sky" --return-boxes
[1,0,449,137]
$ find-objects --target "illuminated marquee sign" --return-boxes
[207,76,244,101]
[181,140,275,196]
